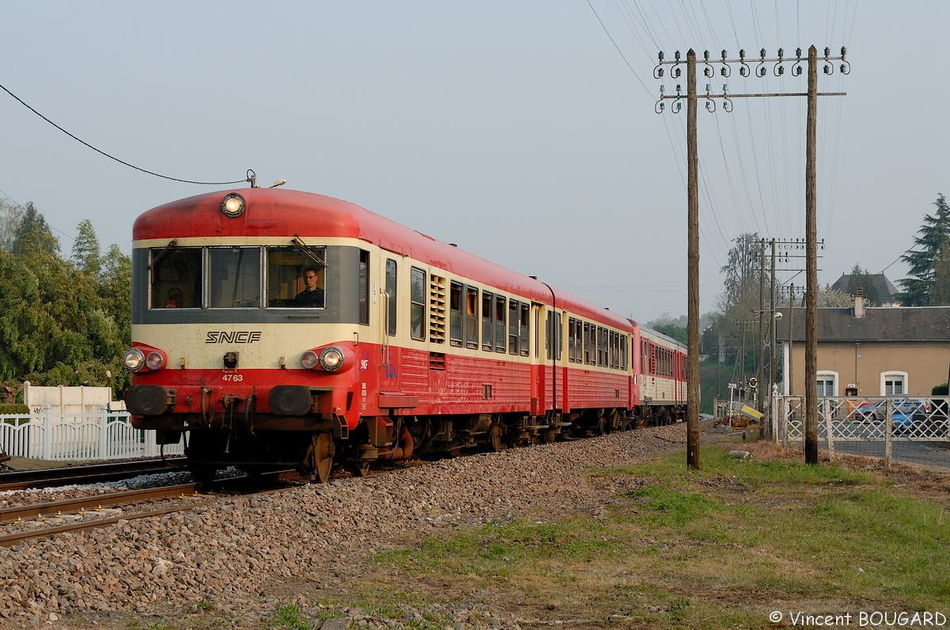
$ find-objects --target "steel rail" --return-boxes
[0,483,200,524]
[0,501,211,548]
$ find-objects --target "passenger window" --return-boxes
[450,282,463,347]
[508,300,519,355]
[519,303,530,356]
[545,312,563,360]
[151,247,202,309]
[465,286,479,348]
[481,292,494,351]
[386,259,397,336]
[494,295,506,353]
[410,267,426,341]
[568,318,580,362]
[610,331,617,369]
[598,327,607,366]
[620,335,627,371]
[358,250,369,324]
[583,322,591,364]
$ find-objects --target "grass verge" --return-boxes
[345,443,950,628]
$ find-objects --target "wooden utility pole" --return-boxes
[768,238,777,438]
[686,50,700,469]
[804,45,820,464]
[758,238,766,413]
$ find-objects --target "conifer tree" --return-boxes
[71,219,102,277]
[899,194,950,305]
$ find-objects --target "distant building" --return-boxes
[830,273,900,306]
[776,294,950,397]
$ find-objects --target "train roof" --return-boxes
[134,188,635,330]
[638,324,687,351]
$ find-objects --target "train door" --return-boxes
[530,302,545,415]
[543,308,562,414]
[630,323,642,408]
[380,256,399,389]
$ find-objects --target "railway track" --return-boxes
[0,466,309,547]
[0,457,187,492]
[0,484,209,547]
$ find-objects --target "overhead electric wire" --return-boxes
[0,81,247,186]
[614,0,659,55]
[712,113,750,238]
[585,0,654,98]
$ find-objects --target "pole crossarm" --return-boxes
[654,47,850,79]
[654,47,848,114]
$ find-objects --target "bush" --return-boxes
[932,382,949,396]
[0,403,29,414]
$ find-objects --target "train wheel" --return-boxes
[309,433,334,483]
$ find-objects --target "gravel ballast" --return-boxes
[0,423,689,628]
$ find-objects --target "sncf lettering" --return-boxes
[205,331,263,344]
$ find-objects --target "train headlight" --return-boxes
[319,347,345,372]
[123,348,146,372]
[221,193,246,218]
[145,351,166,371]
[300,350,320,370]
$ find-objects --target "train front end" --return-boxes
[122,188,371,484]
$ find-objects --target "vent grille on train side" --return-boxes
[429,274,446,343]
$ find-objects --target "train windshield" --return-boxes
[266,246,326,308]
[210,247,261,307]
[151,248,202,308]
[149,245,327,309]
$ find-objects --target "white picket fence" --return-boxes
[0,406,185,461]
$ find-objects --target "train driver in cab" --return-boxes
[293,267,325,307]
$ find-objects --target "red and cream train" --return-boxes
[123,188,686,484]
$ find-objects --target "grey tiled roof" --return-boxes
[829,274,899,303]
[776,306,950,342]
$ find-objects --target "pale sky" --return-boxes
[2,1,945,323]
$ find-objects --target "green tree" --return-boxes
[714,233,764,369]
[718,233,762,314]
[71,219,102,277]
[0,249,53,380]
[647,314,687,345]
[0,204,131,395]
[931,242,950,305]
[898,193,950,306]
[0,197,24,252]
[12,202,59,258]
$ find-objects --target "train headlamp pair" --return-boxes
[301,346,346,372]
[122,347,166,372]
